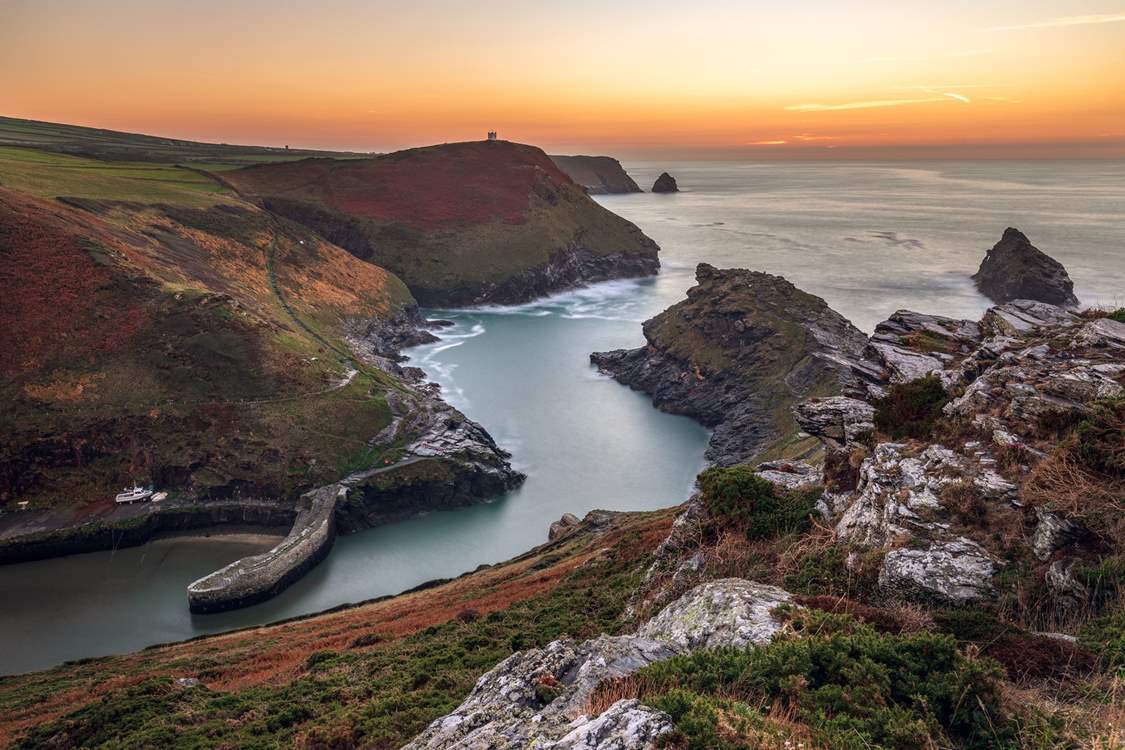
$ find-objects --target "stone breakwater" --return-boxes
[187,485,342,614]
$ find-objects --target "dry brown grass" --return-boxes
[1023,451,1125,541]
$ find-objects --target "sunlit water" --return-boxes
[2,159,1123,675]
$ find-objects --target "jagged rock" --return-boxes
[867,310,982,383]
[980,300,1078,337]
[1072,317,1125,349]
[793,397,875,449]
[542,700,674,749]
[637,579,792,650]
[404,579,795,749]
[973,228,1079,306]
[651,172,678,193]
[592,264,880,465]
[880,537,997,603]
[549,513,582,541]
[1030,508,1084,559]
[1046,558,1090,610]
[755,460,821,490]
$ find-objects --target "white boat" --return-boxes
[115,485,153,504]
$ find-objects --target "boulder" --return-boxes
[972,228,1079,306]
[793,396,875,449]
[1031,509,1082,561]
[651,172,679,193]
[403,579,795,749]
[549,512,582,541]
[542,700,674,750]
[637,579,792,650]
[880,538,998,603]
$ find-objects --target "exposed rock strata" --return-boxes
[973,227,1079,306]
[591,263,880,465]
[403,578,795,750]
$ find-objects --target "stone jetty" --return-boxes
[187,484,343,613]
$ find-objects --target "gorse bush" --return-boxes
[697,465,819,540]
[1074,398,1125,477]
[873,375,949,440]
[635,610,1014,750]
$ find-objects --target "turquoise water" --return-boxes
[2,159,1123,675]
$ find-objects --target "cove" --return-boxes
[0,278,710,676]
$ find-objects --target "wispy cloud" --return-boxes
[749,140,787,145]
[785,97,945,112]
[990,12,1125,31]
[792,134,838,141]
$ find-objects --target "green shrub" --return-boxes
[637,612,1014,750]
[1107,308,1125,323]
[873,375,949,440]
[649,689,732,750]
[1079,608,1125,674]
[697,465,818,540]
[1074,398,1125,477]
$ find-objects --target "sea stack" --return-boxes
[972,228,1078,306]
[652,172,679,193]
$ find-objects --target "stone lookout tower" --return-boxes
[487,130,498,142]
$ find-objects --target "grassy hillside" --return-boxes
[224,141,660,305]
[0,138,417,516]
[0,116,368,166]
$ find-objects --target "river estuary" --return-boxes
[2,159,1123,675]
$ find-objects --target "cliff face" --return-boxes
[591,263,879,465]
[549,155,642,194]
[225,141,661,306]
[972,227,1078,306]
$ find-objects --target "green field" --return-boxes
[0,146,234,206]
[0,116,370,165]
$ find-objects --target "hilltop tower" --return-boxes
[487,130,497,142]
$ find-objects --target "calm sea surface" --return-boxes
[1,159,1122,674]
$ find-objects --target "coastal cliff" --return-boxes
[591,263,880,465]
[224,141,661,306]
[549,154,643,194]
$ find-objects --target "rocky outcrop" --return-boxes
[403,578,795,750]
[592,263,880,465]
[548,513,582,541]
[550,155,642,195]
[796,299,1125,604]
[651,172,678,193]
[972,228,1079,306]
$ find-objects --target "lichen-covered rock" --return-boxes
[404,579,795,749]
[542,700,674,750]
[1031,510,1082,561]
[793,396,875,448]
[637,579,792,650]
[973,228,1079,306]
[754,460,821,490]
[1046,558,1090,611]
[880,537,997,603]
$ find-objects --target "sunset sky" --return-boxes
[3,0,1124,158]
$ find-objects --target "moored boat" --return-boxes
[114,485,153,504]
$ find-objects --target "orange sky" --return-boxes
[3,0,1124,158]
